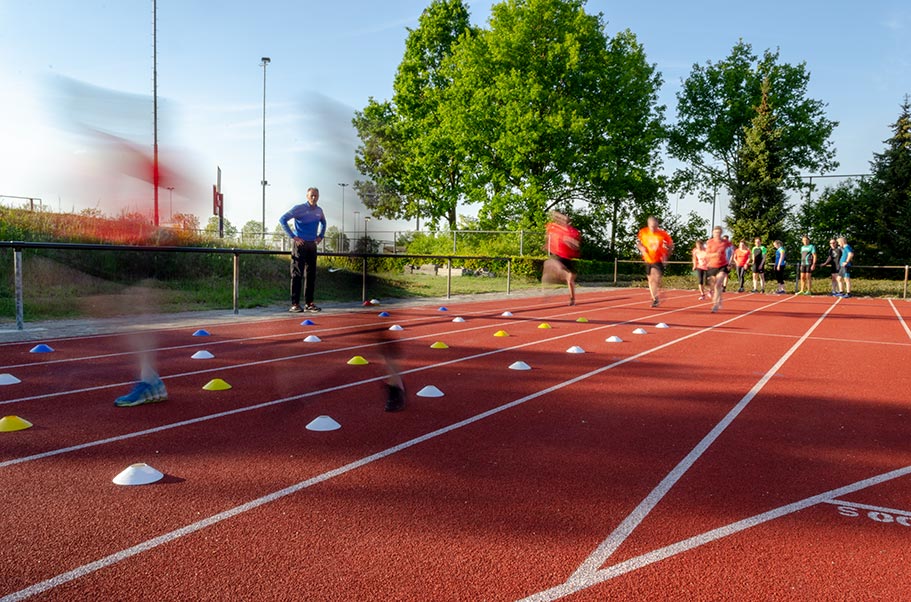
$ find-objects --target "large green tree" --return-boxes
[353,0,473,229]
[441,0,665,232]
[668,40,838,204]
[865,96,911,262]
[727,78,790,244]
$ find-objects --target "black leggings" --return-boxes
[774,267,786,285]
[736,266,747,289]
[291,240,318,305]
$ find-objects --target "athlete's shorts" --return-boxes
[705,266,729,278]
[838,266,851,279]
[752,267,764,275]
[646,262,664,275]
[800,265,813,274]
[556,256,577,274]
[695,269,706,285]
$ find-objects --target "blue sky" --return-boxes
[0,0,908,237]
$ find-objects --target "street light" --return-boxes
[260,56,271,240]
[166,186,174,222]
[364,216,371,253]
[353,211,359,252]
[338,183,348,243]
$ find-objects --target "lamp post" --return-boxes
[260,56,271,240]
[338,182,348,251]
[166,186,174,222]
[364,216,371,253]
[353,211,360,253]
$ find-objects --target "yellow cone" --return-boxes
[494,330,509,337]
[202,378,232,391]
[0,415,33,432]
[538,323,552,329]
[430,341,449,349]
[347,356,369,365]
[576,317,589,323]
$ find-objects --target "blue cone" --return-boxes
[192,329,210,337]
[378,311,390,318]
[29,344,55,353]
[301,319,316,326]
[438,306,448,311]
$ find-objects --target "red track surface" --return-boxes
[1,290,910,601]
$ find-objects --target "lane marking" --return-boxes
[888,299,911,341]
[0,295,710,467]
[0,295,796,600]
[567,297,839,582]
[824,499,911,517]
[521,463,911,601]
[0,293,685,406]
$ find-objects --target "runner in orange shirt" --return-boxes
[704,226,733,312]
[732,240,751,293]
[636,216,674,307]
[543,211,582,306]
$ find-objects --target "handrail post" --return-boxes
[14,247,24,330]
[232,252,240,315]
[447,257,452,299]
[613,257,618,284]
[361,255,367,303]
[506,258,512,295]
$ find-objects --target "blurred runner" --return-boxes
[704,226,732,313]
[691,239,708,300]
[636,216,674,307]
[543,211,581,306]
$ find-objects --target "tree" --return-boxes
[865,96,911,263]
[727,78,790,244]
[204,216,237,239]
[171,212,200,232]
[241,220,266,245]
[441,0,665,232]
[323,225,350,252]
[353,0,474,229]
[668,40,838,203]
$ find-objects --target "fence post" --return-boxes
[519,230,524,256]
[506,258,512,295]
[232,252,240,315]
[14,248,24,331]
[452,230,457,254]
[613,258,618,285]
[361,256,368,303]
[447,257,452,299]
[904,265,909,300]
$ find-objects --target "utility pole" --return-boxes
[152,0,159,227]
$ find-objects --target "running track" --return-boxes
[1,290,910,601]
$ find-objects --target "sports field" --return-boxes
[1,289,910,601]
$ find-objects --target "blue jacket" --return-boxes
[279,203,326,241]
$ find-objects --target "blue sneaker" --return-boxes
[115,378,168,407]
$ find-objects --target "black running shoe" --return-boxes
[385,384,405,412]
[289,304,304,313]
[651,298,659,308]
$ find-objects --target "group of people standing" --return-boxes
[692,235,855,298]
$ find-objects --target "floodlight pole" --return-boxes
[166,186,174,221]
[338,182,348,242]
[152,0,159,227]
[261,57,271,240]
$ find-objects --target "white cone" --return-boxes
[191,350,214,359]
[606,336,623,343]
[0,373,21,385]
[656,322,669,329]
[370,298,381,305]
[633,328,648,335]
[113,463,165,486]
[417,385,445,398]
[303,335,322,343]
[452,317,466,323]
[388,325,404,331]
[509,361,532,371]
[306,415,342,431]
[566,346,586,354]
[501,311,513,317]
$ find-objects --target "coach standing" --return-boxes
[279,187,326,313]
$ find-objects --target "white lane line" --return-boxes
[0,293,623,370]
[823,499,911,517]
[0,296,794,601]
[0,295,708,468]
[567,296,839,583]
[0,293,679,406]
[520,463,911,601]
[888,299,911,341]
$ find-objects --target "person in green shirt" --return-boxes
[797,235,817,295]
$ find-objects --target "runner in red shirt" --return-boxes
[704,226,733,313]
[543,212,581,306]
[636,216,674,307]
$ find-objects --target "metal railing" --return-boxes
[0,241,514,331]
